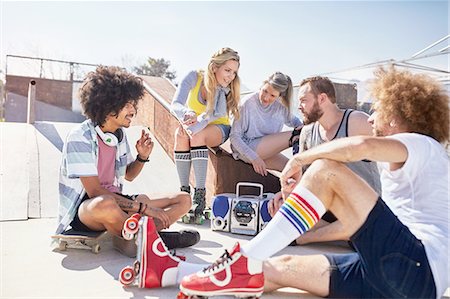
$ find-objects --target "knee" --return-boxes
[90,195,120,215]
[304,159,343,184]
[177,192,192,212]
[190,133,206,145]
[175,127,190,141]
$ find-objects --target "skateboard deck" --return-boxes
[52,229,107,253]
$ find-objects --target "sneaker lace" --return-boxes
[203,249,232,273]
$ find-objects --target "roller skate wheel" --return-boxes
[181,215,190,224]
[124,217,139,233]
[195,216,204,225]
[119,266,136,285]
[176,293,207,299]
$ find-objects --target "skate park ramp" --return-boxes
[1,122,448,299]
[4,92,86,123]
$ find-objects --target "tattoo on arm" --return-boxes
[116,198,136,212]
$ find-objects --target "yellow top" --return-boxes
[186,72,230,126]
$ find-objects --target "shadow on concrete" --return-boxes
[34,122,64,152]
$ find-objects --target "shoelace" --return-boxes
[203,249,231,273]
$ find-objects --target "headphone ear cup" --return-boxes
[95,126,119,147]
[115,128,124,143]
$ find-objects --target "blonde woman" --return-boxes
[171,47,240,218]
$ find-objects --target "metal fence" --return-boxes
[5,55,98,82]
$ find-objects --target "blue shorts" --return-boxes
[325,198,436,298]
[215,124,231,144]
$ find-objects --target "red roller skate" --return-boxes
[178,242,264,298]
[122,213,141,240]
[119,215,182,288]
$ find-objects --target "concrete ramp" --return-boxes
[0,122,76,221]
[0,123,33,220]
[0,121,179,221]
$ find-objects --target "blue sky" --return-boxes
[1,1,448,90]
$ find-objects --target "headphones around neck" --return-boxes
[95,126,123,147]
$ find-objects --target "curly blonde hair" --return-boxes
[370,67,449,143]
[204,47,241,119]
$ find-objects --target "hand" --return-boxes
[268,192,284,217]
[183,112,197,126]
[251,157,267,176]
[280,159,302,199]
[145,207,170,229]
[136,129,154,160]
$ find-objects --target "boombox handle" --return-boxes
[236,182,264,200]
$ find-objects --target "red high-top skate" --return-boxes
[119,215,181,288]
[178,242,264,299]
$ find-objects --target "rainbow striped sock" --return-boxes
[279,185,325,234]
[242,185,325,260]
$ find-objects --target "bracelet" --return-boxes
[141,204,148,215]
[136,155,149,163]
[137,202,143,213]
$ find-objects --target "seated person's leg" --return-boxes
[135,193,191,229]
[254,131,292,160]
[263,153,289,172]
[77,194,129,235]
[263,254,332,297]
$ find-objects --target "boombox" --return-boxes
[211,182,274,236]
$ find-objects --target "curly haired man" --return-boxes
[56,66,199,252]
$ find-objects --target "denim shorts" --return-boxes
[215,124,231,144]
[325,198,436,298]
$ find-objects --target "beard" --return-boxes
[374,128,386,137]
[302,101,324,125]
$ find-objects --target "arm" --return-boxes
[125,129,154,181]
[80,175,170,227]
[171,71,198,120]
[229,102,259,162]
[281,136,408,194]
[80,176,141,212]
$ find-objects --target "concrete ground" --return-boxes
[0,122,448,298]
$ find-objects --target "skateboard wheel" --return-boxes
[59,241,68,251]
[119,266,136,285]
[91,244,100,254]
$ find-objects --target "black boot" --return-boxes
[159,229,200,249]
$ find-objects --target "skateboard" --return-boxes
[52,229,107,253]
[181,208,211,225]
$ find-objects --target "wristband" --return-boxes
[141,204,148,215]
[136,155,149,163]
